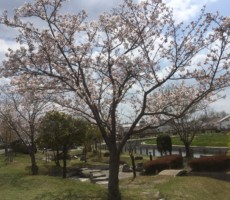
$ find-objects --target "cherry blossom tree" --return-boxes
[0,118,17,159]
[148,82,218,158]
[0,88,49,175]
[1,0,230,199]
[171,109,203,158]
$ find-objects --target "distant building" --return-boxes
[119,119,173,138]
[217,115,230,130]
[119,121,156,138]
[201,118,219,132]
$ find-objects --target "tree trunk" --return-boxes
[130,153,136,179]
[62,144,68,178]
[108,150,121,200]
[84,144,87,163]
[184,143,191,158]
[99,140,102,158]
[4,144,8,157]
[29,151,38,175]
[95,140,98,152]
[55,149,61,167]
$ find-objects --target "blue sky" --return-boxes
[0,0,230,114]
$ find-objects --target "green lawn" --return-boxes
[145,132,229,147]
[120,175,230,200]
[0,152,230,200]
[0,154,107,200]
[155,176,230,200]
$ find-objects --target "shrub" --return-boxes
[143,160,169,174]
[103,152,110,157]
[10,140,29,154]
[55,152,71,160]
[188,155,230,172]
[0,143,5,150]
[143,155,183,174]
[163,155,183,168]
[135,156,143,160]
[119,160,127,165]
[136,163,144,172]
[156,135,172,156]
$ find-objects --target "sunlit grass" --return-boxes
[155,176,230,200]
[0,150,230,200]
[0,154,107,200]
[145,132,229,147]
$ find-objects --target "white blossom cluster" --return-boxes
[0,0,229,140]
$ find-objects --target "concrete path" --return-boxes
[72,165,134,185]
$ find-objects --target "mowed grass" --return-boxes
[145,132,229,147]
[0,154,107,200]
[120,175,230,200]
[0,174,106,200]
[1,152,230,200]
[155,176,230,200]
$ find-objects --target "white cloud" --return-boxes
[164,0,217,22]
[210,88,230,113]
[0,39,21,63]
[0,39,20,53]
[0,77,10,86]
[137,0,219,23]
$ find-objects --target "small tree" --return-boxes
[171,109,204,158]
[126,140,139,179]
[81,123,102,162]
[38,111,86,178]
[37,122,62,166]
[0,88,48,175]
[0,119,16,159]
[154,85,211,158]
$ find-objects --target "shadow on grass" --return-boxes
[34,189,104,200]
[37,164,62,176]
[188,171,230,182]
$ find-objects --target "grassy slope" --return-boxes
[145,133,229,147]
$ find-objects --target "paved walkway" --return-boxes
[0,149,5,154]
[71,165,134,185]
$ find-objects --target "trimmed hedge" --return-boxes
[143,155,183,174]
[156,135,172,156]
[188,155,230,172]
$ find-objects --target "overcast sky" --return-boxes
[0,0,230,114]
